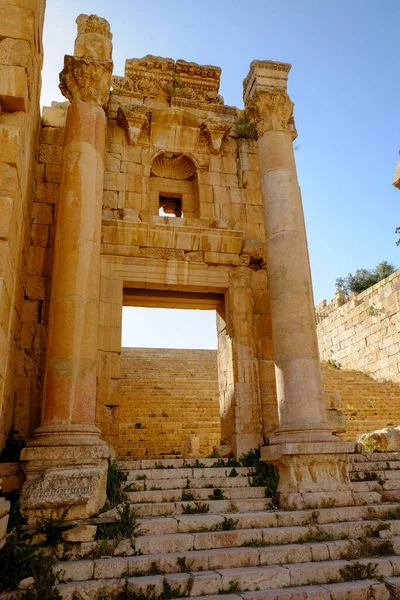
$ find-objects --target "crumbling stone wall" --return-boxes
[0,0,46,447]
[316,270,400,382]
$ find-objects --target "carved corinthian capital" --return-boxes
[59,55,113,109]
[246,90,296,138]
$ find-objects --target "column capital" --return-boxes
[243,60,297,138]
[59,55,113,109]
[246,89,296,138]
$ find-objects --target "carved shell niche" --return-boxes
[151,154,196,180]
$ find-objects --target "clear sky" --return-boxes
[41,0,400,348]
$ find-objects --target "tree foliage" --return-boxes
[335,260,396,295]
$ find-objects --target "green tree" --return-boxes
[335,261,396,295]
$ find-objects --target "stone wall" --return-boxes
[117,348,220,459]
[0,0,46,447]
[316,270,400,382]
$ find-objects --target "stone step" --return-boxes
[132,498,269,517]
[56,538,400,583]
[125,467,252,480]
[130,519,387,555]
[126,476,254,491]
[127,486,267,504]
[56,557,400,599]
[118,459,236,469]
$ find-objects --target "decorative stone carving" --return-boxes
[20,464,107,521]
[74,14,113,60]
[151,153,196,180]
[201,118,232,154]
[117,103,151,145]
[246,90,295,137]
[59,55,113,109]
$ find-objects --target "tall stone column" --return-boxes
[20,15,113,523]
[244,61,355,509]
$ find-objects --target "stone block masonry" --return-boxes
[116,348,221,459]
[316,270,400,383]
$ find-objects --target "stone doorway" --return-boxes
[115,290,226,460]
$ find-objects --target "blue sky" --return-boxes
[41,1,400,348]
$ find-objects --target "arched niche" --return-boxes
[149,152,199,219]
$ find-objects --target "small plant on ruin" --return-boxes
[96,502,140,540]
[105,458,128,508]
[0,530,62,598]
[369,521,390,538]
[217,517,239,531]
[241,447,279,506]
[219,578,242,594]
[227,501,238,513]
[193,459,206,468]
[208,488,225,500]
[36,508,69,545]
[364,471,384,484]
[91,538,118,559]
[381,505,400,520]
[182,502,210,515]
[339,561,377,582]
[320,497,336,509]
[228,468,238,477]
[245,532,269,547]
[135,423,143,429]
[236,117,258,140]
[325,358,341,370]
[298,526,334,544]
[177,556,194,573]
[5,489,26,533]
[181,491,195,501]
[211,458,225,466]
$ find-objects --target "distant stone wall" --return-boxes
[115,348,221,459]
[316,271,400,382]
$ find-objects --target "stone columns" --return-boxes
[20,15,113,523]
[244,61,354,508]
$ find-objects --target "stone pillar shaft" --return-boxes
[257,127,329,440]
[243,61,354,509]
[41,100,105,432]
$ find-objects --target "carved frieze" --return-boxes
[59,55,113,108]
[201,117,232,154]
[117,103,151,145]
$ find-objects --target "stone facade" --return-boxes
[0,8,357,519]
[316,270,400,382]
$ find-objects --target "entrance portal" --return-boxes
[117,293,223,459]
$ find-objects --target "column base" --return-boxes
[261,440,358,510]
[20,426,109,524]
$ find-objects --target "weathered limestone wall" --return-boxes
[316,270,400,382]
[0,0,46,447]
[117,348,220,459]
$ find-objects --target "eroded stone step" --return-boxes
[127,486,267,504]
[126,467,252,480]
[132,498,269,517]
[56,557,400,599]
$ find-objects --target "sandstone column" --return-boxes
[20,15,113,523]
[244,61,354,508]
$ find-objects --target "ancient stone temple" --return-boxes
[0,6,357,525]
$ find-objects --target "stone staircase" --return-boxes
[117,349,221,460]
[13,455,400,600]
[322,363,400,441]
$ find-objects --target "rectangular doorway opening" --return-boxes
[117,289,227,460]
